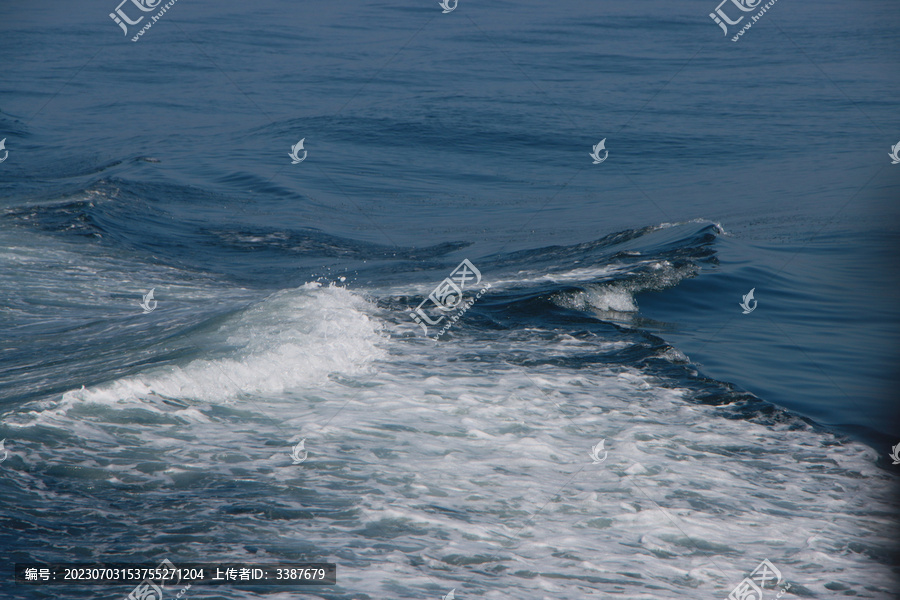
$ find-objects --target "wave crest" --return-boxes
[61,283,385,406]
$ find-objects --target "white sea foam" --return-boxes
[55,283,384,405]
[556,283,639,312]
[4,285,896,599]
[4,284,385,447]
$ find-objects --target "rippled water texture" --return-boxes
[1,0,899,598]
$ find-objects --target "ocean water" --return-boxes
[1,0,899,598]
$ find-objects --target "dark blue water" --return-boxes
[1,0,899,598]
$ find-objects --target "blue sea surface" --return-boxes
[1,0,898,598]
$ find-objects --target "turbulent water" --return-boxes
[2,0,899,599]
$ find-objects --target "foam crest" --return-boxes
[545,256,703,322]
[60,283,384,405]
[571,284,639,312]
